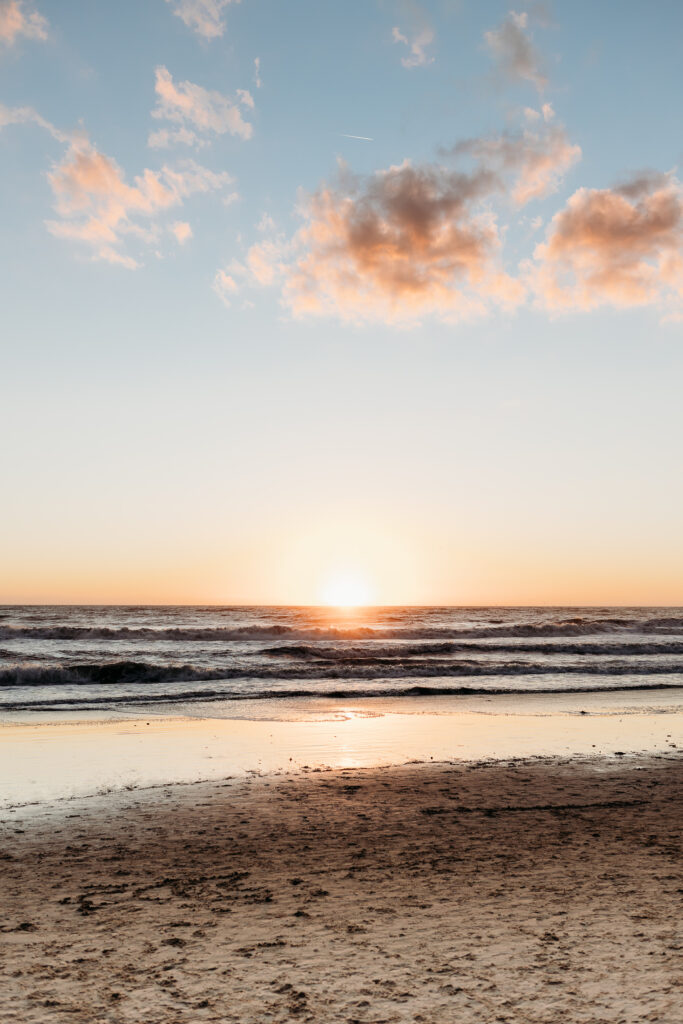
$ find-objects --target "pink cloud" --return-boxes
[213,268,239,306]
[261,160,525,325]
[164,0,239,40]
[171,220,193,244]
[46,138,233,267]
[530,173,683,312]
[149,66,253,148]
[0,0,47,46]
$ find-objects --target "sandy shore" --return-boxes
[1,754,681,1023]
[2,689,681,808]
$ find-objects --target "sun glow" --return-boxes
[320,570,374,607]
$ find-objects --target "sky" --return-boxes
[1,0,682,606]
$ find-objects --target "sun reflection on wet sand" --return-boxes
[1,692,680,811]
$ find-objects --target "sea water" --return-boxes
[2,605,683,715]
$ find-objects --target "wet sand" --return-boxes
[1,754,681,1023]
[2,688,681,808]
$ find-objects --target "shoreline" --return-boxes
[1,689,681,813]
[1,755,681,1023]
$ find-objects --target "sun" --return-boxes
[320,570,373,608]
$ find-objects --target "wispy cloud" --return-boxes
[0,101,66,141]
[164,0,239,41]
[46,137,233,267]
[340,134,373,142]
[0,0,47,46]
[253,56,262,89]
[530,173,683,314]
[452,117,581,206]
[214,231,289,306]
[256,212,275,232]
[484,10,547,92]
[392,24,435,69]
[213,268,239,306]
[149,66,254,148]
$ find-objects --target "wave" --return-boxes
[262,641,683,659]
[0,624,376,642]
[1,680,681,712]
[2,658,683,689]
[2,615,683,644]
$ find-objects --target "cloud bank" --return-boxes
[221,145,683,324]
[218,96,587,326]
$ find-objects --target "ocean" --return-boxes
[1,605,683,715]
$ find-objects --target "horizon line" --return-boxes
[1,602,682,610]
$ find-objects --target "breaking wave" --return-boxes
[3,657,683,689]
[261,641,683,659]
[3,606,682,714]
[1,681,681,713]
[2,615,683,644]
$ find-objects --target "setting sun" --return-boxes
[320,570,374,607]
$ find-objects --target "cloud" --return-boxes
[149,66,253,148]
[452,121,581,206]
[171,220,193,244]
[392,24,435,69]
[256,211,275,232]
[224,160,525,325]
[0,0,47,46]
[219,233,289,299]
[0,101,67,141]
[484,10,547,92]
[213,268,239,306]
[46,138,233,267]
[164,0,239,40]
[530,173,683,313]
[253,56,262,89]
[147,126,202,149]
[236,88,254,110]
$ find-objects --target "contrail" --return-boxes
[340,134,373,141]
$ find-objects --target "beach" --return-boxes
[4,0,683,1017]
[1,725,681,1023]
[2,605,682,1022]
[1,687,681,808]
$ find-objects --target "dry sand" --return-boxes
[1,754,681,1023]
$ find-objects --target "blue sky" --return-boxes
[1,0,682,604]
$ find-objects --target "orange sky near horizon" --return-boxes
[3,512,682,606]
